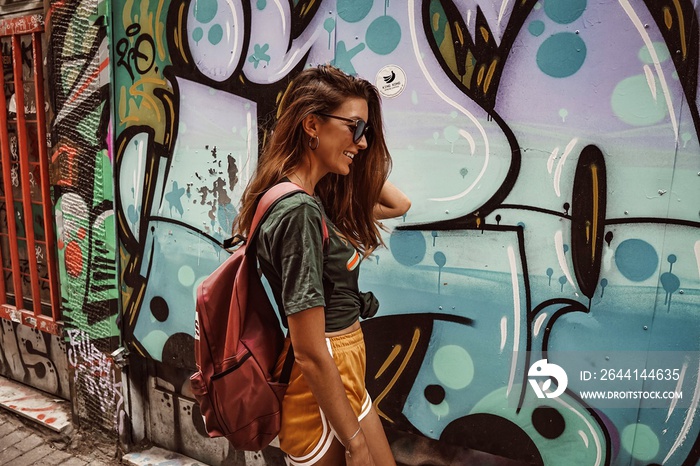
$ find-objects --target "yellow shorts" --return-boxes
[273,327,372,466]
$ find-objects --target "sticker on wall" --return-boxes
[375,65,406,98]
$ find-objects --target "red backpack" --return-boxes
[190,182,328,451]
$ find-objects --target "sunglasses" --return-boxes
[316,112,371,144]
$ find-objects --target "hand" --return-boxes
[374,180,411,220]
[345,430,375,466]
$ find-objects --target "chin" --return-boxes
[333,166,351,176]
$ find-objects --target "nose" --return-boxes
[356,134,368,150]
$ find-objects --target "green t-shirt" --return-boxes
[256,193,362,332]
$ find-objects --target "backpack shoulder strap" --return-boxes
[320,213,330,252]
[250,182,304,239]
[250,181,329,246]
[222,182,305,250]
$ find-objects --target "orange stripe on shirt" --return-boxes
[346,251,360,271]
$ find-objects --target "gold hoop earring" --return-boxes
[308,135,319,150]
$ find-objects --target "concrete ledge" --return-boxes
[0,376,71,433]
[123,446,211,466]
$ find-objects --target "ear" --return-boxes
[302,113,319,138]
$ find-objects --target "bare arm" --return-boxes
[373,180,411,220]
[287,308,374,464]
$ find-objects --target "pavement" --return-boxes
[0,376,207,466]
[0,405,120,465]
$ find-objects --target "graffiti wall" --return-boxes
[0,320,71,399]
[113,1,700,465]
[47,0,122,431]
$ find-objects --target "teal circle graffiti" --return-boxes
[660,272,680,294]
[178,265,195,286]
[621,424,659,461]
[429,400,449,418]
[433,345,474,389]
[544,0,587,24]
[366,16,401,55]
[390,230,426,266]
[324,18,336,34]
[127,205,139,224]
[611,75,667,126]
[208,24,223,45]
[681,131,692,146]
[192,276,207,303]
[536,33,587,77]
[256,0,266,10]
[434,252,446,268]
[529,20,545,37]
[192,27,203,43]
[337,0,373,23]
[142,330,169,358]
[614,239,658,281]
[193,0,218,24]
[638,42,670,64]
[444,125,459,144]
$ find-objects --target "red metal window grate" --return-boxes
[0,14,61,335]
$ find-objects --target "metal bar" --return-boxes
[0,40,24,309]
[32,32,60,319]
[0,15,43,38]
[0,304,62,335]
[0,234,6,301]
[12,34,42,313]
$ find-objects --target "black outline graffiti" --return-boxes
[116,24,156,81]
[117,0,313,358]
[399,2,700,464]
[111,1,700,464]
[570,145,606,302]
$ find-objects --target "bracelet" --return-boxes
[343,426,362,456]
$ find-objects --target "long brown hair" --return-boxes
[233,65,392,254]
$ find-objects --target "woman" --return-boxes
[234,65,410,466]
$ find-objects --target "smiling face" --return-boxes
[312,97,369,177]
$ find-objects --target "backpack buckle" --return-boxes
[223,234,247,251]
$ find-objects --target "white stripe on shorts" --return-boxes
[286,391,373,466]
